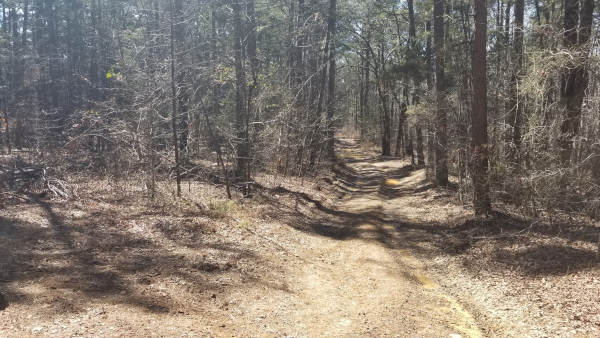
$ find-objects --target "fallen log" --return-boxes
[0,162,71,199]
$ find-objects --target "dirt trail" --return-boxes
[231,139,482,337]
[1,139,491,337]
[3,139,598,336]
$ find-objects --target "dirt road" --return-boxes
[225,139,481,337]
[2,139,540,337]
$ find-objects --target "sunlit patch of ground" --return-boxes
[385,178,401,186]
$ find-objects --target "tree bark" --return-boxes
[232,1,250,185]
[406,127,415,165]
[325,0,337,159]
[245,0,258,180]
[472,0,491,215]
[380,93,391,156]
[375,45,391,157]
[2,111,10,154]
[425,21,435,177]
[247,0,259,140]
[406,0,425,165]
[359,54,365,139]
[434,0,448,186]
[174,0,189,157]
[395,102,406,157]
[170,1,181,197]
[17,0,28,92]
[209,3,231,199]
[507,0,523,165]
[310,11,332,168]
[363,37,370,140]
[416,125,425,166]
[558,0,594,165]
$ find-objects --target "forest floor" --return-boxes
[1,139,599,337]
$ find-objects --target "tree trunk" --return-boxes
[425,21,435,177]
[558,0,594,165]
[325,0,337,159]
[363,39,370,140]
[434,0,448,186]
[406,0,425,165]
[173,0,189,158]
[170,1,181,197]
[407,0,416,39]
[407,128,415,165]
[375,45,391,157]
[18,0,28,93]
[472,0,491,215]
[47,0,60,110]
[89,0,99,101]
[209,3,231,199]
[232,1,250,185]
[2,111,10,154]
[292,0,307,172]
[247,0,259,155]
[380,92,391,156]
[507,0,523,165]
[395,102,406,157]
[416,125,425,166]
[310,2,333,168]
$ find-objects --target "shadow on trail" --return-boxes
[0,194,268,316]
[261,141,600,278]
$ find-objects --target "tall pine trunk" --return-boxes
[433,0,448,185]
[246,0,258,176]
[170,1,181,197]
[376,46,391,156]
[232,1,250,185]
[471,0,491,215]
[507,0,524,165]
[425,21,435,177]
[325,0,337,159]
[174,0,189,158]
